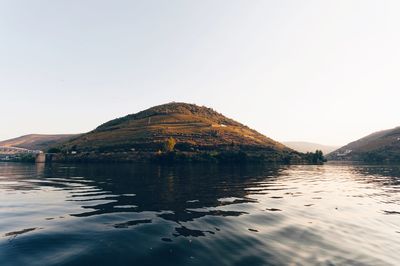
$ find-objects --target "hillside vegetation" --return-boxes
[327,127,400,162]
[54,102,312,163]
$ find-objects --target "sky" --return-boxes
[1,0,399,146]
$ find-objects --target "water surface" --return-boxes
[1,162,399,265]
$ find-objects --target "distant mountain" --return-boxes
[283,141,339,155]
[0,134,80,151]
[327,127,400,162]
[54,102,308,163]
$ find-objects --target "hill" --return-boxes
[54,102,310,163]
[0,134,79,151]
[327,127,400,162]
[283,141,339,155]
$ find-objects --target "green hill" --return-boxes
[54,102,308,163]
[327,127,400,162]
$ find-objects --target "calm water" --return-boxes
[1,162,400,266]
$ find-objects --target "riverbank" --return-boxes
[32,149,324,164]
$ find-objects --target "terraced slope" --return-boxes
[57,102,300,162]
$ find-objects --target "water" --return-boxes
[1,162,400,266]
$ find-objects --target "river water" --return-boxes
[1,162,399,265]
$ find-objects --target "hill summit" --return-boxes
[54,102,309,162]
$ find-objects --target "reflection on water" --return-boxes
[1,162,400,265]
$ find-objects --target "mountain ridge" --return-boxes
[283,141,339,155]
[0,134,80,151]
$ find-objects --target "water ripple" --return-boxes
[1,162,400,265]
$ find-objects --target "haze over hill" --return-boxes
[283,141,339,155]
[0,134,79,151]
[54,102,309,163]
[327,126,400,162]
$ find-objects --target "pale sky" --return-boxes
[1,0,399,146]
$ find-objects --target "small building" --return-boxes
[336,149,352,157]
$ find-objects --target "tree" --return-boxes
[164,137,177,152]
[47,147,61,153]
[304,150,326,164]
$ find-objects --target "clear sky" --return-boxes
[1,0,399,146]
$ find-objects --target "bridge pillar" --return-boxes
[35,153,46,163]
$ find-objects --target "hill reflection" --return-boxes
[76,165,278,211]
[15,163,285,237]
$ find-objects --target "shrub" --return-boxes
[164,137,177,152]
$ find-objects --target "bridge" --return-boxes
[0,146,42,155]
